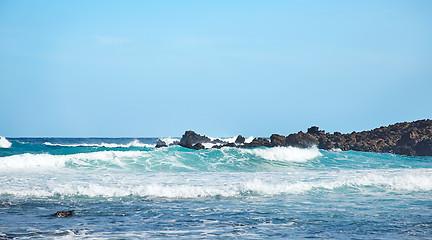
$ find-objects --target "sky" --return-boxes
[1,1,432,137]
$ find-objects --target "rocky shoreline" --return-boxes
[156,119,432,156]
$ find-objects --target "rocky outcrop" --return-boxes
[156,119,432,156]
[244,137,271,148]
[235,135,246,144]
[309,119,432,156]
[155,139,168,148]
[155,138,180,148]
[177,131,246,149]
[286,131,319,148]
[179,131,212,149]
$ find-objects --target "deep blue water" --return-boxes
[1,137,432,239]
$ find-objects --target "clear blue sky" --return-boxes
[1,1,431,137]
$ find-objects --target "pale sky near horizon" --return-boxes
[1,1,432,137]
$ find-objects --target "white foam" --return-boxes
[202,142,218,149]
[210,136,254,144]
[0,151,145,171]
[219,136,237,143]
[160,137,179,145]
[1,169,432,199]
[43,140,154,148]
[245,136,254,144]
[0,137,12,148]
[244,170,432,195]
[240,146,322,162]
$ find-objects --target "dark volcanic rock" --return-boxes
[235,135,246,144]
[307,126,325,135]
[155,139,168,148]
[53,211,74,218]
[316,119,432,156]
[177,119,432,156]
[191,143,205,150]
[414,139,432,156]
[270,134,287,147]
[286,132,318,148]
[213,142,237,149]
[179,131,212,149]
[244,138,271,148]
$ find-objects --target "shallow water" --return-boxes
[1,138,432,239]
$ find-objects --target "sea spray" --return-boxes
[43,139,153,148]
[0,136,12,148]
[240,146,322,162]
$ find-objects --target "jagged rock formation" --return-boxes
[178,131,213,150]
[155,138,180,148]
[156,119,432,156]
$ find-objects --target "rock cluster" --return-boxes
[155,119,432,156]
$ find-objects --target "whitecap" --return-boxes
[159,137,179,145]
[0,136,12,148]
[240,146,322,162]
[0,151,145,171]
[43,139,154,148]
[2,169,432,199]
[244,137,254,144]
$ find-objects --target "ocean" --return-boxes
[1,137,432,239]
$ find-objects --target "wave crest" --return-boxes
[0,151,145,171]
[240,146,322,162]
[43,139,154,148]
[2,170,431,199]
[0,137,12,148]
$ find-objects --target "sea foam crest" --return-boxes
[159,137,179,145]
[43,139,153,148]
[2,170,431,199]
[0,137,12,148]
[240,146,322,162]
[0,151,145,171]
[208,136,254,144]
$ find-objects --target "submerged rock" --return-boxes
[53,211,74,218]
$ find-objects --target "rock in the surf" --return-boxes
[270,134,287,147]
[243,137,272,148]
[155,139,168,148]
[176,119,432,156]
[53,211,74,218]
[235,135,246,144]
[179,131,212,149]
[285,132,319,148]
[155,138,180,148]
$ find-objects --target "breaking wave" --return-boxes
[0,137,12,148]
[240,146,322,162]
[43,139,154,148]
[0,151,145,171]
[159,137,179,145]
[0,145,324,172]
[1,169,431,199]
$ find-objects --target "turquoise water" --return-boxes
[1,138,432,239]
